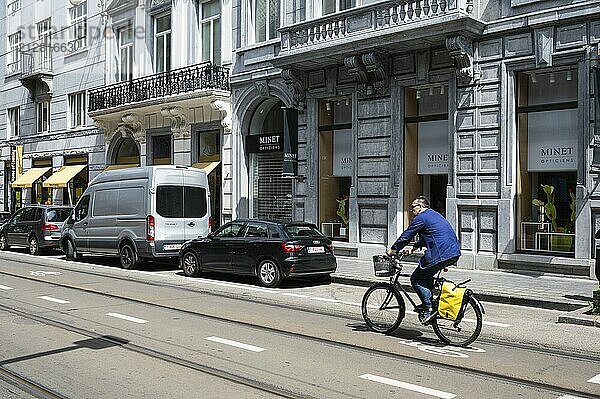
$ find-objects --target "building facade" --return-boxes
[0,0,106,209]
[230,0,600,278]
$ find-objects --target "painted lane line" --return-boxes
[359,374,455,399]
[106,312,148,324]
[38,296,70,304]
[588,373,600,384]
[0,284,14,290]
[556,395,589,399]
[205,336,266,352]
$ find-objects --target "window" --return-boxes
[118,26,134,81]
[46,208,72,222]
[117,187,145,216]
[93,190,114,216]
[36,100,50,133]
[7,32,21,74]
[156,186,208,218]
[68,1,87,51]
[154,14,171,73]
[151,134,172,165]
[37,19,52,70]
[7,107,20,139]
[68,92,85,128]
[74,195,90,222]
[251,0,279,43]
[215,222,245,237]
[322,0,355,15]
[242,222,268,237]
[7,0,21,15]
[201,0,221,64]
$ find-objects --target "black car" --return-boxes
[0,205,73,255]
[179,219,337,287]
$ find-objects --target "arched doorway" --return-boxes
[112,137,140,167]
[247,98,293,221]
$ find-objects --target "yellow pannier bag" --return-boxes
[438,281,466,321]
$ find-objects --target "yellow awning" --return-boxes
[11,167,51,188]
[192,161,221,175]
[42,165,87,188]
[104,163,139,171]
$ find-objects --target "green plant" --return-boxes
[336,196,349,227]
[541,184,557,231]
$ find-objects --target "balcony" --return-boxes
[88,62,230,114]
[19,43,53,98]
[274,0,484,68]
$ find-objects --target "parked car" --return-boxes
[0,211,11,226]
[0,205,73,255]
[61,165,211,269]
[179,219,337,287]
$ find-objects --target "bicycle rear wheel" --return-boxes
[432,296,482,347]
[361,283,405,334]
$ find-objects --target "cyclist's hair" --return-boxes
[414,196,430,208]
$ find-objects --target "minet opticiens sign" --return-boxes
[527,109,577,172]
[418,120,449,175]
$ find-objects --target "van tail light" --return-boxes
[42,223,59,231]
[282,243,303,253]
[146,215,155,241]
[208,216,212,230]
[327,243,334,253]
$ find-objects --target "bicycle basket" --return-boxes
[372,255,395,277]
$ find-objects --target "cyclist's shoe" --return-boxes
[419,309,437,325]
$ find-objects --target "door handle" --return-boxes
[187,222,195,227]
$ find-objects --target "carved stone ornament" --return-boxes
[160,106,189,139]
[362,52,388,96]
[344,53,388,97]
[344,55,369,84]
[446,35,474,81]
[115,113,146,144]
[281,69,306,109]
[211,100,232,133]
[254,80,270,98]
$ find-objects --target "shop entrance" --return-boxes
[404,86,449,223]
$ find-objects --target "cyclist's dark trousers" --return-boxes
[410,256,460,311]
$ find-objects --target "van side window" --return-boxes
[74,195,90,222]
[117,187,145,216]
[157,186,183,218]
[184,187,207,218]
[93,190,114,216]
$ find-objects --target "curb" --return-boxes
[557,314,600,328]
[331,274,587,312]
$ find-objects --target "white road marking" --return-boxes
[556,395,589,399]
[0,284,13,290]
[38,296,70,304]
[359,374,455,398]
[106,312,148,324]
[30,271,62,277]
[205,336,266,352]
[588,373,600,384]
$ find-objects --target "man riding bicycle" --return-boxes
[388,196,461,325]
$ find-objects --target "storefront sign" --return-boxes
[418,120,448,175]
[282,108,298,176]
[333,129,353,177]
[246,133,283,153]
[527,109,577,172]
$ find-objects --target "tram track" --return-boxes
[0,365,68,399]
[1,267,599,399]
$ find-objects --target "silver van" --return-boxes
[61,165,210,269]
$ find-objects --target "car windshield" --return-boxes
[284,225,324,238]
[46,209,72,223]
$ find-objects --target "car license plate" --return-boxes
[307,246,325,254]
[163,244,182,251]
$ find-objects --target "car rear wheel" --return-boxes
[257,259,282,288]
[120,243,140,270]
[29,236,40,255]
[182,251,200,277]
[0,234,9,251]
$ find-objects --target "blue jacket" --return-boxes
[391,208,461,269]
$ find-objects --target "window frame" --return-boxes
[36,100,50,133]
[68,91,86,128]
[68,1,87,52]
[153,13,172,73]
[7,31,21,74]
[117,25,134,82]
[200,0,221,64]
[248,0,280,44]
[7,107,20,139]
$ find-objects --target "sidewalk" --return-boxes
[331,256,600,327]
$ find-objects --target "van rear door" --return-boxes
[183,169,210,241]
[154,169,186,253]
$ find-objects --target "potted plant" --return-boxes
[533,185,575,252]
[336,195,349,236]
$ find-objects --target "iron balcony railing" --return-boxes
[279,0,474,53]
[88,62,230,112]
[21,42,53,77]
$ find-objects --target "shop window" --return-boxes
[151,134,172,165]
[517,69,578,256]
[404,85,449,224]
[198,130,221,229]
[115,138,140,166]
[62,156,88,206]
[319,98,352,241]
[32,158,52,205]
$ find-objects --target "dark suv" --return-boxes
[0,205,73,255]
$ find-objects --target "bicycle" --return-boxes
[361,253,484,347]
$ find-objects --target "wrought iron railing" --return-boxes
[88,62,230,112]
[7,0,20,15]
[21,42,53,77]
[280,0,474,52]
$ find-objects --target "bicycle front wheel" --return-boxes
[432,296,482,347]
[361,283,405,334]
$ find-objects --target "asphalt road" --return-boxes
[1,250,599,399]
